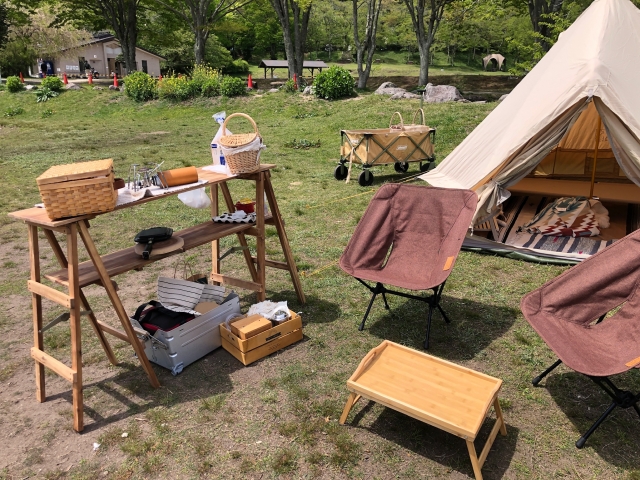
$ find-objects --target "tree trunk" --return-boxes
[193,28,209,64]
[95,0,139,72]
[353,0,382,89]
[271,0,311,79]
[402,0,450,86]
[527,0,564,51]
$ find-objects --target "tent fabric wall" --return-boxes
[420,0,640,222]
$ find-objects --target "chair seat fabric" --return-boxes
[521,228,640,376]
[339,184,477,290]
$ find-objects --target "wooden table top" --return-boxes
[7,164,275,228]
[347,341,502,440]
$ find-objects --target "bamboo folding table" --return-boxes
[340,341,506,480]
[8,164,305,432]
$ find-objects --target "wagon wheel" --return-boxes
[394,162,409,173]
[358,170,374,187]
[420,160,434,172]
[334,164,348,180]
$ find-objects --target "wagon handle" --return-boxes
[222,113,260,136]
[412,108,426,126]
[389,112,404,130]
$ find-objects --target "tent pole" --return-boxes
[589,118,603,198]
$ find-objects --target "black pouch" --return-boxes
[132,300,194,333]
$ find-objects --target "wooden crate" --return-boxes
[220,311,302,365]
[36,159,117,220]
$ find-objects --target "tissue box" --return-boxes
[220,311,302,366]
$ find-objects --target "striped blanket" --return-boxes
[510,233,615,256]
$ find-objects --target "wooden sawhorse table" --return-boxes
[8,165,304,432]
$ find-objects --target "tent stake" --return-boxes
[589,118,603,198]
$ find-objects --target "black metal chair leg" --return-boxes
[381,292,390,310]
[359,293,378,331]
[532,359,563,386]
[424,302,435,349]
[436,304,451,323]
[576,401,617,448]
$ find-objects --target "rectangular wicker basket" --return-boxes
[36,159,118,220]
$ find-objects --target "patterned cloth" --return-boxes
[213,211,256,224]
[520,196,608,238]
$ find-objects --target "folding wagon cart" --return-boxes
[335,110,436,186]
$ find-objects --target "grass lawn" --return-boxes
[0,86,638,480]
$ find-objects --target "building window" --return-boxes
[142,60,148,73]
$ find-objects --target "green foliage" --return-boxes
[41,76,64,92]
[124,71,157,101]
[284,138,321,149]
[220,76,246,97]
[3,106,24,117]
[36,87,59,102]
[41,108,54,118]
[157,76,198,101]
[190,64,222,97]
[313,66,354,100]
[5,76,23,93]
[282,79,297,93]
[225,59,250,74]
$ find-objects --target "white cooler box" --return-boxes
[130,278,241,375]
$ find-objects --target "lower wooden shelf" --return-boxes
[45,220,266,288]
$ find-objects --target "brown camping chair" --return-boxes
[339,184,477,349]
[521,229,640,448]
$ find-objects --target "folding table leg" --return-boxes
[339,392,359,425]
[28,225,45,403]
[465,440,484,480]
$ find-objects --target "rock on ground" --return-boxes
[302,86,313,95]
[108,85,120,91]
[93,86,104,90]
[268,88,279,93]
[423,83,463,103]
[390,91,421,100]
[66,83,81,90]
[25,85,36,91]
[375,81,409,96]
[499,94,509,102]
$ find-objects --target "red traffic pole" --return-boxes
[158,74,162,81]
[293,73,298,90]
[113,73,119,88]
[88,72,93,85]
[248,73,252,88]
[63,73,68,85]
[19,72,24,83]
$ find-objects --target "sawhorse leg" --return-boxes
[77,221,160,389]
[264,171,305,304]
[42,229,117,365]
[28,225,45,403]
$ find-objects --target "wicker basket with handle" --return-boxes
[219,113,262,174]
[36,159,118,220]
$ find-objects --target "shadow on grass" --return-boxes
[364,294,518,361]
[46,345,244,433]
[348,401,518,479]
[541,371,640,469]
[272,291,341,325]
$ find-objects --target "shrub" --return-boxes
[220,76,246,97]
[41,76,64,92]
[6,76,23,93]
[282,79,297,93]
[36,87,59,102]
[225,59,250,74]
[190,64,222,97]
[157,76,199,101]
[201,78,221,97]
[313,66,354,100]
[124,71,157,101]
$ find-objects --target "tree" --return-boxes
[402,0,454,85]
[352,0,382,88]
[151,0,252,64]
[270,0,311,78]
[0,3,9,51]
[524,0,564,51]
[56,0,141,72]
